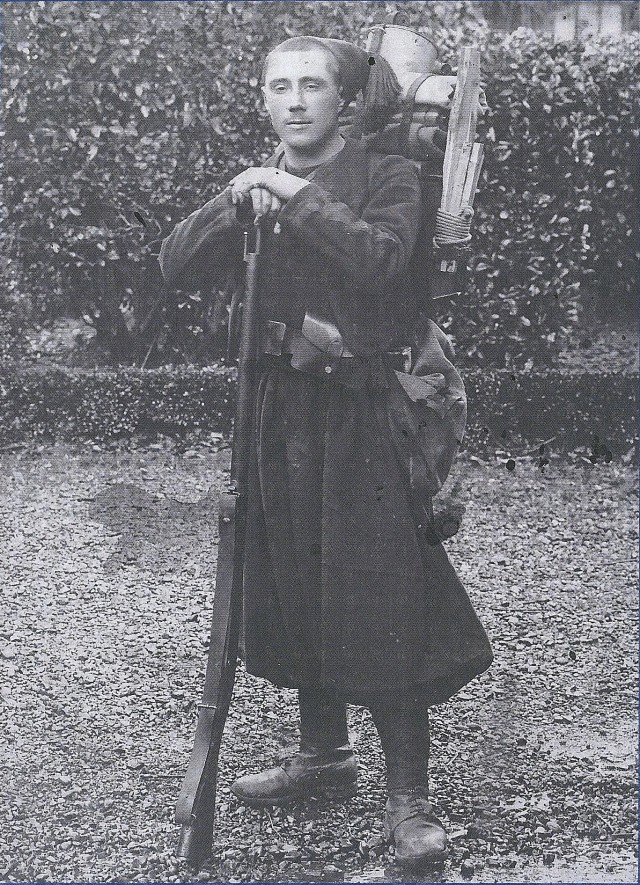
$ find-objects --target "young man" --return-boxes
[159,35,492,870]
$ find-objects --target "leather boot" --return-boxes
[370,704,449,867]
[231,685,357,806]
[230,745,357,806]
[385,786,448,866]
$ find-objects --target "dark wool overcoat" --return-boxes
[159,138,493,710]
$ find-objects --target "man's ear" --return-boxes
[337,85,349,116]
[260,84,271,114]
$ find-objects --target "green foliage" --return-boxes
[3,2,638,368]
[458,28,640,366]
[0,259,30,365]
[0,364,635,462]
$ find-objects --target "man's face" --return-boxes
[262,48,342,153]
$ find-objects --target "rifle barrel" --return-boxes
[175,222,262,868]
[230,226,262,493]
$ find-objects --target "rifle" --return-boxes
[175,217,263,868]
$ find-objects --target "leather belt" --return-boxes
[261,318,353,359]
[265,326,340,358]
[259,319,412,376]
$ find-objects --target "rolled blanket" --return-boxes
[433,207,473,248]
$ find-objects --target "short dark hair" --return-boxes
[261,37,342,93]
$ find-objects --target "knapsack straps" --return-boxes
[350,93,366,141]
[399,74,436,151]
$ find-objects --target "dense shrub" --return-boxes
[0,298,28,365]
[3,2,639,367]
[460,28,640,367]
[0,260,30,365]
[0,364,635,463]
[0,364,236,441]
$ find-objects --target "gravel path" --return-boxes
[0,441,637,884]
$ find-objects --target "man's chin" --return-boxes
[280,132,321,150]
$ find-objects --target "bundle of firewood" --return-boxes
[435,47,484,247]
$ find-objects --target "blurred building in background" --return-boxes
[480,1,639,39]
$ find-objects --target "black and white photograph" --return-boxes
[1,1,638,882]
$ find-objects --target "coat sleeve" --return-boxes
[158,186,243,290]
[275,154,422,294]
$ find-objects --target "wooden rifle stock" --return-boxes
[175,221,263,868]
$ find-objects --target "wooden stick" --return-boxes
[461,142,484,209]
[449,141,473,214]
[442,47,481,212]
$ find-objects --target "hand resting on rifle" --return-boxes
[229,167,311,223]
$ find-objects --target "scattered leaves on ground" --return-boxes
[0,442,637,883]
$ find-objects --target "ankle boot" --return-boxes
[230,745,357,806]
[370,705,448,867]
[385,786,448,867]
[231,685,357,806]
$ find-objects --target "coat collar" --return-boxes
[264,136,367,197]
[264,136,364,175]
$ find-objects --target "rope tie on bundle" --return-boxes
[433,207,473,248]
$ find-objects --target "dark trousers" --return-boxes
[299,684,430,792]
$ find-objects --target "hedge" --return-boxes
[3,2,639,368]
[0,365,636,463]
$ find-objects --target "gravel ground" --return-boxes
[0,440,637,884]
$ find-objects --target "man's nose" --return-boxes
[288,86,306,110]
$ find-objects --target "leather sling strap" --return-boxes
[399,73,436,149]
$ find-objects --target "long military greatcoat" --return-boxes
[159,137,493,710]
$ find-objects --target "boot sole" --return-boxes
[233,782,358,808]
[393,846,448,868]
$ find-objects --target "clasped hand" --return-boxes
[229,167,310,223]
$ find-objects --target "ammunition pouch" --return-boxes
[260,313,353,378]
[292,312,352,376]
[259,314,411,380]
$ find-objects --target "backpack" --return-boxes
[347,17,478,542]
[346,16,472,315]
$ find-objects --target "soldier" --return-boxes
[159,35,493,870]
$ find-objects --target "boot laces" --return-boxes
[281,748,345,773]
[409,793,433,816]
[281,752,311,773]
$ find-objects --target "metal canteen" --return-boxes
[366,23,439,92]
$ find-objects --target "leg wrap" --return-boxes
[298,685,350,753]
[370,704,430,792]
